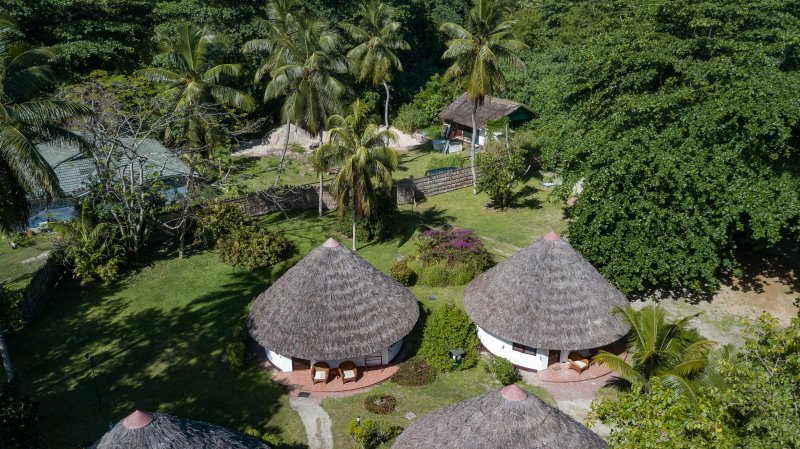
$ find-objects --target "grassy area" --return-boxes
[0,232,55,290]
[321,361,554,448]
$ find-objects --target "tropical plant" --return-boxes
[0,19,90,232]
[592,304,714,397]
[418,303,480,372]
[320,100,398,250]
[487,355,519,386]
[439,0,528,193]
[309,144,339,216]
[243,3,349,185]
[216,227,296,271]
[342,0,410,127]
[138,23,254,148]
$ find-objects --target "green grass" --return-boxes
[0,232,55,290]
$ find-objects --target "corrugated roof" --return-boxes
[439,93,533,129]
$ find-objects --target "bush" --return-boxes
[363,394,397,415]
[426,153,466,171]
[346,419,403,449]
[52,205,125,284]
[242,427,282,446]
[217,227,296,271]
[416,228,493,269]
[418,304,480,372]
[487,356,520,386]
[416,261,483,287]
[232,315,249,342]
[391,357,436,386]
[389,259,416,286]
[0,389,42,448]
[476,145,526,209]
[394,74,455,132]
[226,342,245,373]
[198,203,251,246]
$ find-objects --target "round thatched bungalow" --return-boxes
[248,238,419,372]
[464,231,629,370]
[91,410,271,448]
[392,384,607,449]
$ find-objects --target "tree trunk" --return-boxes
[352,194,357,252]
[470,100,479,195]
[0,332,15,383]
[505,121,510,158]
[318,172,324,217]
[273,117,292,187]
[382,80,391,128]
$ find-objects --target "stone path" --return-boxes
[288,396,333,449]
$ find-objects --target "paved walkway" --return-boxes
[288,397,333,449]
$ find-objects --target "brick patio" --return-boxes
[271,365,399,395]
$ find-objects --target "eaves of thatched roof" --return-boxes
[392,384,607,449]
[438,93,534,129]
[247,238,419,361]
[464,232,629,350]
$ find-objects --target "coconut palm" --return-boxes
[342,0,409,128]
[244,6,348,186]
[309,145,339,217]
[139,23,254,147]
[439,0,527,193]
[320,100,398,250]
[593,304,715,398]
[0,19,91,232]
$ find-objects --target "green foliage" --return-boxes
[425,153,466,171]
[418,304,479,372]
[198,203,251,247]
[416,261,480,287]
[476,144,526,209]
[389,259,416,286]
[52,205,125,284]
[346,418,402,449]
[487,356,519,386]
[414,228,493,286]
[394,74,456,132]
[0,389,42,449]
[0,286,23,331]
[363,394,397,415]
[391,357,436,386]
[217,227,296,271]
[226,341,245,373]
[260,432,283,446]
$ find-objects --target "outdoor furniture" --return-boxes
[338,361,358,384]
[311,362,330,385]
[567,352,590,374]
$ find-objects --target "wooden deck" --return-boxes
[538,352,628,383]
[272,365,399,394]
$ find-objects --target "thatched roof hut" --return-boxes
[439,93,533,129]
[465,231,628,351]
[248,238,418,362]
[391,384,607,449]
[91,410,271,448]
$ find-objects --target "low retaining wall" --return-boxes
[225,185,337,216]
[396,167,478,205]
[21,256,67,321]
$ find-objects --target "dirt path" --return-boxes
[288,397,333,449]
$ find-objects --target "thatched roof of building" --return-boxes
[439,93,533,129]
[391,384,607,449]
[248,238,419,361]
[91,410,271,448]
[464,231,629,350]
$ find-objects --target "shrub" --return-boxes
[416,228,493,270]
[426,153,466,171]
[217,227,296,271]
[488,356,520,386]
[243,426,260,438]
[226,342,245,373]
[476,145,526,209]
[346,419,403,449]
[52,205,125,284]
[392,357,436,386]
[389,259,416,286]
[198,203,251,246]
[418,304,480,372]
[261,432,283,446]
[232,315,249,342]
[363,394,397,415]
[416,261,450,287]
[394,74,455,132]
[0,389,42,448]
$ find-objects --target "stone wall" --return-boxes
[21,256,67,321]
[225,185,337,216]
[396,167,478,205]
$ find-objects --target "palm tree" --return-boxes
[342,0,409,128]
[320,100,398,250]
[139,23,254,147]
[593,304,715,398]
[244,5,348,185]
[439,0,528,193]
[309,145,339,217]
[0,18,91,232]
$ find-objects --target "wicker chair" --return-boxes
[338,361,359,384]
[311,362,330,385]
[567,352,590,374]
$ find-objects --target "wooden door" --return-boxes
[292,357,310,370]
[548,350,560,366]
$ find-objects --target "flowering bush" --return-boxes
[415,228,493,285]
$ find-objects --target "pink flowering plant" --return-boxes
[415,228,493,285]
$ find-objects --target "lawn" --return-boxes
[10,172,568,447]
[0,232,55,290]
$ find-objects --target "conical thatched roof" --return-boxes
[248,238,419,361]
[392,385,607,449]
[464,231,629,350]
[91,410,271,448]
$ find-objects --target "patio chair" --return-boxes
[567,352,590,374]
[311,362,330,385]
[338,361,358,384]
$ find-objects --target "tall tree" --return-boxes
[0,19,90,232]
[593,304,714,397]
[139,23,254,148]
[342,0,410,128]
[320,100,398,250]
[439,0,527,193]
[244,4,348,186]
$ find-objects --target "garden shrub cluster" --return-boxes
[415,228,493,286]
[487,356,520,386]
[52,204,125,284]
[394,74,455,132]
[418,304,480,372]
[389,259,416,286]
[391,357,436,386]
[363,394,397,415]
[226,342,245,373]
[346,418,403,449]
[243,426,282,446]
